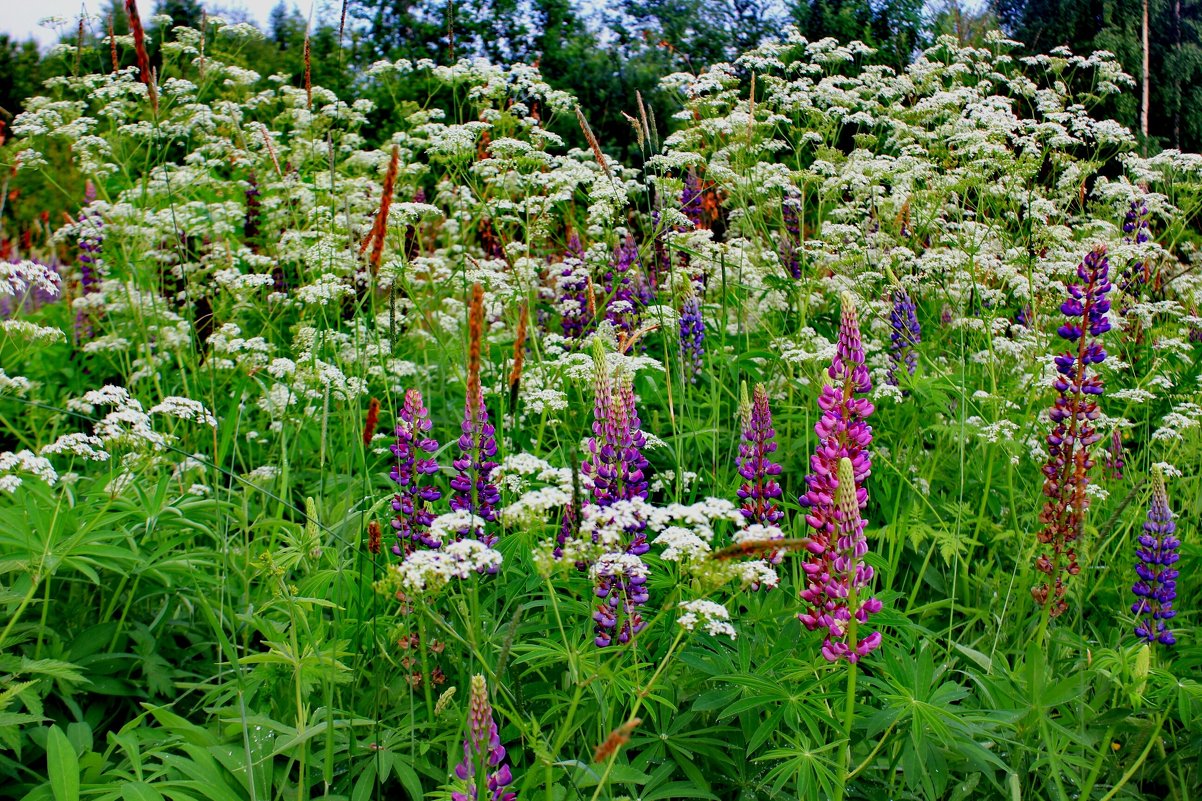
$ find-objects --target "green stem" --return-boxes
[588,629,686,801]
[1097,712,1168,801]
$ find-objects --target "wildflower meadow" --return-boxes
[0,8,1200,801]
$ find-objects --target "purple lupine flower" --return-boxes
[557,233,589,342]
[650,209,671,291]
[604,235,640,335]
[582,348,650,510]
[244,173,262,251]
[74,185,104,340]
[583,344,652,646]
[737,383,783,529]
[886,286,921,386]
[780,191,802,279]
[1105,429,1125,480]
[816,457,883,663]
[681,171,703,229]
[1132,467,1179,647]
[1033,246,1111,617]
[940,304,953,326]
[678,291,704,382]
[450,390,501,548]
[1118,199,1152,313]
[798,294,874,635]
[452,675,516,801]
[390,389,443,554]
[592,551,649,647]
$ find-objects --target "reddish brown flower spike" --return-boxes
[363,397,380,445]
[594,718,641,763]
[366,520,382,554]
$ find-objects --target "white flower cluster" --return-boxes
[393,538,503,593]
[676,599,737,640]
[0,450,59,493]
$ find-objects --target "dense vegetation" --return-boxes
[0,8,1200,801]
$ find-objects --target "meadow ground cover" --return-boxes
[0,10,1200,800]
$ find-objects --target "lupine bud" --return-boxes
[452,675,516,801]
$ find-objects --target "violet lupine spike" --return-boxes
[1033,246,1111,618]
[450,392,501,549]
[75,189,105,341]
[582,343,652,647]
[650,209,671,291]
[798,293,874,635]
[582,343,650,510]
[780,191,802,279]
[736,383,784,530]
[390,389,443,554]
[1105,429,1125,480]
[678,291,704,382]
[886,287,921,386]
[592,552,649,647]
[452,675,516,801]
[817,457,883,664]
[681,171,704,229]
[604,235,640,335]
[1118,199,1152,313]
[1132,467,1179,647]
[557,234,589,342]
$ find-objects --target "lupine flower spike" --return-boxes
[886,286,921,386]
[737,384,784,529]
[780,191,802,279]
[1105,429,1124,480]
[452,675,516,801]
[678,290,704,382]
[1131,467,1179,647]
[817,457,883,663]
[799,293,874,637]
[391,389,442,553]
[451,284,501,551]
[1032,246,1111,617]
[737,383,784,571]
[584,342,651,647]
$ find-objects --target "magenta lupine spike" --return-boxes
[1131,467,1179,647]
[780,191,802,279]
[737,384,784,529]
[886,287,921,386]
[453,675,516,801]
[390,389,443,554]
[817,458,883,663]
[798,294,874,635]
[1033,246,1111,617]
[678,291,704,382]
[604,235,640,335]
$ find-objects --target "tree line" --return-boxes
[1,0,1199,158]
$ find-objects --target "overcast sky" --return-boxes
[2,0,330,47]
